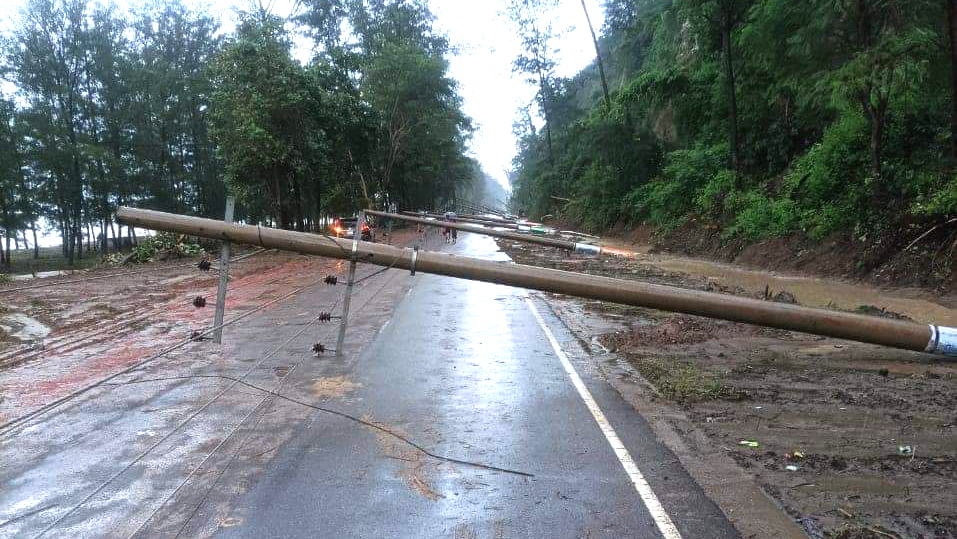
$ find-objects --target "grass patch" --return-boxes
[632,357,742,402]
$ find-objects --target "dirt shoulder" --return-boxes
[0,228,422,412]
[500,239,957,539]
[590,220,957,296]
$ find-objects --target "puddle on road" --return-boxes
[0,313,51,341]
[311,376,361,399]
[9,270,72,281]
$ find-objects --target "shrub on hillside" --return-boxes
[626,142,728,228]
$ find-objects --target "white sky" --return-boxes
[3,0,606,191]
[429,0,605,189]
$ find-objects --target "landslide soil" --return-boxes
[605,220,957,295]
[500,240,957,539]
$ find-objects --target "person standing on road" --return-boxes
[443,211,458,244]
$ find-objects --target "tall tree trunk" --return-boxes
[0,192,9,269]
[948,0,957,160]
[59,218,68,258]
[722,19,740,173]
[537,70,555,167]
[73,199,83,261]
[101,218,108,253]
[861,93,887,181]
[292,176,305,231]
[580,0,611,111]
[109,220,117,252]
[870,114,884,179]
[31,221,39,259]
[66,227,75,265]
[274,176,290,229]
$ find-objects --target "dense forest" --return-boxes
[509,0,957,271]
[0,0,488,268]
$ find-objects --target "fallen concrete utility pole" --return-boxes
[117,206,957,357]
[403,211,542,233]
[457,212,542,228]
[422,212,598,240]
[453,200,509,218]
[370,210,600,255]
[410,210,541,228]
[405,211,601,246]
[404,211,521,226]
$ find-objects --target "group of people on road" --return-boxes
[442,211,458,244]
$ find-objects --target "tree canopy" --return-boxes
[508,0,957,254]
[0,0,487,268]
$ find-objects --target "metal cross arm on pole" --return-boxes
[115,206,957,358]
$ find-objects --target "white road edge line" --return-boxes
[525,296,684,539]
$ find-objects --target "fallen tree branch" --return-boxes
[903,218,957,252]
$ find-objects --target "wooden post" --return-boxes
[213,196,235,344]
[335,211,365,357]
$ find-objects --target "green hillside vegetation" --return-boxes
[509,0,957,261]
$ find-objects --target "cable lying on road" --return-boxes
[119,298,340,539]
[6,260,404,537]
[27,305,337,539]
[106,374,535,480]
[134,261,410,539]
[0,248,269,295]
[2,254,411,538]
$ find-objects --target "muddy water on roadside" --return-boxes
[0,313,51,341]
[603,241,957,326]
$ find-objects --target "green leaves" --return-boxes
[509,0,957,250]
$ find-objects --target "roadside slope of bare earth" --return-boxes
[499,239,957,539]
[597,220,957,296]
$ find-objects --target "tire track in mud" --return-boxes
[0,253,338,411]
[0,254,323,368]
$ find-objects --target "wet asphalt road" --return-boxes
[209,233,740,539]
[0,231,741,539]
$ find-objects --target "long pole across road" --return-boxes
[402,211,528,231]
[401,211,552,234]
[368,209,600,254]
[116,206,957,358]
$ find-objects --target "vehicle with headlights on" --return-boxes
[330,217,373,241]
